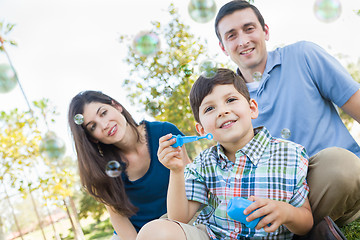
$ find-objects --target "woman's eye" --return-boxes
[101,110,107,116]
[90,124,96,132]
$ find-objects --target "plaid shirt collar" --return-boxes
[216,126,271,168]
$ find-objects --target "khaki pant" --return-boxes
[307,147,360,226]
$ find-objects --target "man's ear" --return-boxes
[219,41,229,56]
[264,24,270,41]
[195,122,206,136]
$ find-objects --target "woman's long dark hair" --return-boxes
[68,90,140,216]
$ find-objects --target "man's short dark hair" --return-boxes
[215,0,266,44]
[190,68,250,123]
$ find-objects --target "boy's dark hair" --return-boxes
[190,68,250,123]
[215,0,266,44]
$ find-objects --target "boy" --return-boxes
[137,68,313,240]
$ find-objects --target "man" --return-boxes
[214,0,360,226]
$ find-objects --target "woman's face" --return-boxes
[82,102,128,144]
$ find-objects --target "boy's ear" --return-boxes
[249,99,259,119]
[195,122,206,136]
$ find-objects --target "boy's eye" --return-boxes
[204,106,214,113]
[227,97,237,103]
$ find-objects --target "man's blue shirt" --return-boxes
[245,41,360,158]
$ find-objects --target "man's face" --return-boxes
[217,8,269,74]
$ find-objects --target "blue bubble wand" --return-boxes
[170,133,213,148]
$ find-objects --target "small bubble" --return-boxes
[146,101,161,116]
[40,132,66,159]
[281,128,291,139]
[0,64,17,94]
[133,31,160,56]
[199,59,218,78]
[314,0,341,23]
[179,64,193,78]
[188,0,217,24]
[74,114,84,125]
[105,160,123,178]
[252,72,262,82]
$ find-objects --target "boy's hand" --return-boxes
[158,133,190,173]
[244,196,289,233]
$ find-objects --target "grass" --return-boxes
[341,218,360,239]
[12,214,359,240]
[12,215,114,240]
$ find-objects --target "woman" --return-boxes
[68,90,187,239]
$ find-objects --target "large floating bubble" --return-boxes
[188,0,217,24]
[105,160,123,177]
[281,128,291,139]
[74,114,84,125]
[40,132,66,159]
[199,59,218,78]
[133,31,160,56]
[314,0,341,23]
[0,64,17,93]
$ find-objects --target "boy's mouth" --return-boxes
[220,120,236,129]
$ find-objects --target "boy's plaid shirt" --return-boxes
[184,127,309,240]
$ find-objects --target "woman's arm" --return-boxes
[106,205,137,240]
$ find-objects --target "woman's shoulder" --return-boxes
[144,120,183,137]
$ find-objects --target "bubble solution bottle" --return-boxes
[227,197,262,229]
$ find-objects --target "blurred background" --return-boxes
[0,0,359,239]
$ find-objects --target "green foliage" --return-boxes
[78,190,106,223]
[62,217,113,240]
[0,108,41,188]
[120,3,220,136]
[0,20,17,50]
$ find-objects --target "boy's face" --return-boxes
[195,84,258,149]
[217,8,269,75]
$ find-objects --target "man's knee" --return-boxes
[309,147,360,187]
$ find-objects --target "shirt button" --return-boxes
[234,228,239,233]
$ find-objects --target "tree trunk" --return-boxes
[2,183,24,240]
[68,196,85,239]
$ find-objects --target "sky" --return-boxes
[0,0,359,158]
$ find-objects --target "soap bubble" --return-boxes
[188,0,217,23]
[74,114,84,125]
[179,64,193,78]
[314,0,341,23]
[252,72,262,82]
[105,160,123,177]
[0,64,17,93]
[199,59,218,78]
[281,128,291,139]
[133,31,160,56]
[146,101,161,116]
[40,132,66,159]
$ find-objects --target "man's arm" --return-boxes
[341,89,360,123]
